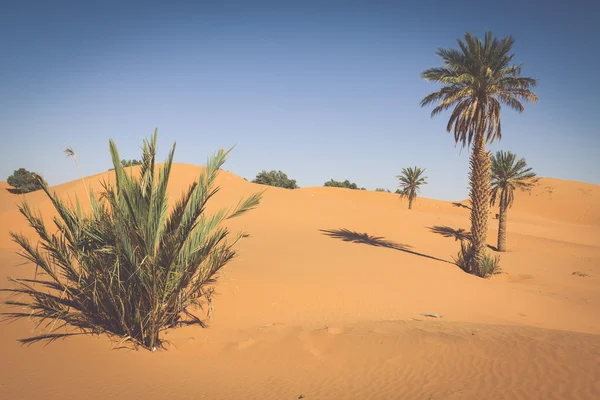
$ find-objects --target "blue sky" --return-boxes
[1,0,598,201]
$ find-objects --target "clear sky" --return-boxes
[1,0,598,201]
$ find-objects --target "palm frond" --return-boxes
[421,31,537,148]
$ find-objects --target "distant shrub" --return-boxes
[453,242,502,278]
[122,159,142,167]
[324,179,363,190]
[2,131,262,350]
[252,170,298,189]
[108,159,142,171]
[6,168,45,194]
[375,188,391,193]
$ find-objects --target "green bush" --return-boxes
[375,188,391,193]
[252,170,298,189]
[2,131,262,350]
[6,168,45,194]
[480,253,502,277]
[324,179,362,190]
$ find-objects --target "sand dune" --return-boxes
[1,165,599,399]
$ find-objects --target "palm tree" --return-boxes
[490,151,537,252]
[420,31,537,276]
[397,167,428,210]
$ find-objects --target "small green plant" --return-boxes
[453,242,501,278]
[480,253,502,277]
[2,130,262,350]
[375,188,391,193]
[6,168,45,194]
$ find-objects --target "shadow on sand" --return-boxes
[319,228,453,264]
[428,225,498,251]
[452,202,471,210]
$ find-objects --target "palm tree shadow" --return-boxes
[319,229,452,264]
[428,226,498,251]
[452,202,471,210]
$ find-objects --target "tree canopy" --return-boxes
[323,179,364,190]
[6,168,45,194]
[252,170,298,189]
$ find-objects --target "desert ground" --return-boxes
[0,165,599,399]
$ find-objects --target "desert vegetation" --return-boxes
[6,168,46,194]
[420,31,538,276]
[108,159,143,171]
[2,131,262,350]
[252,170,298,189]
[323,179,366,190]
[454,241,502,277]
[490,150,538,251]
[396,167,428,209]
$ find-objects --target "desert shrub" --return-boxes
[375,188,391,193]
[2,131,262,350]
[108,159,142,171]
[453,242,501,278]
[323,179,362,190]
[252,170,298,189]
[480,253,502,276]
[6,168,45,194]
[122,159,142,167]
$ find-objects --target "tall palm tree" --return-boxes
[490,150,537,252]
[397,167,428,210]
[420,31,537,276]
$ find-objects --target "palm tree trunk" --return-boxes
[497,195,508,252]
[468,132,492,276]
[408,198,413,210]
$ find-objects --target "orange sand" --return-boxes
[1,167,599,399]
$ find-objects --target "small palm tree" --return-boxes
[490,151,537,251]
[397,167,428,210]
[420,31,537,276]
[2,130,262,350]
